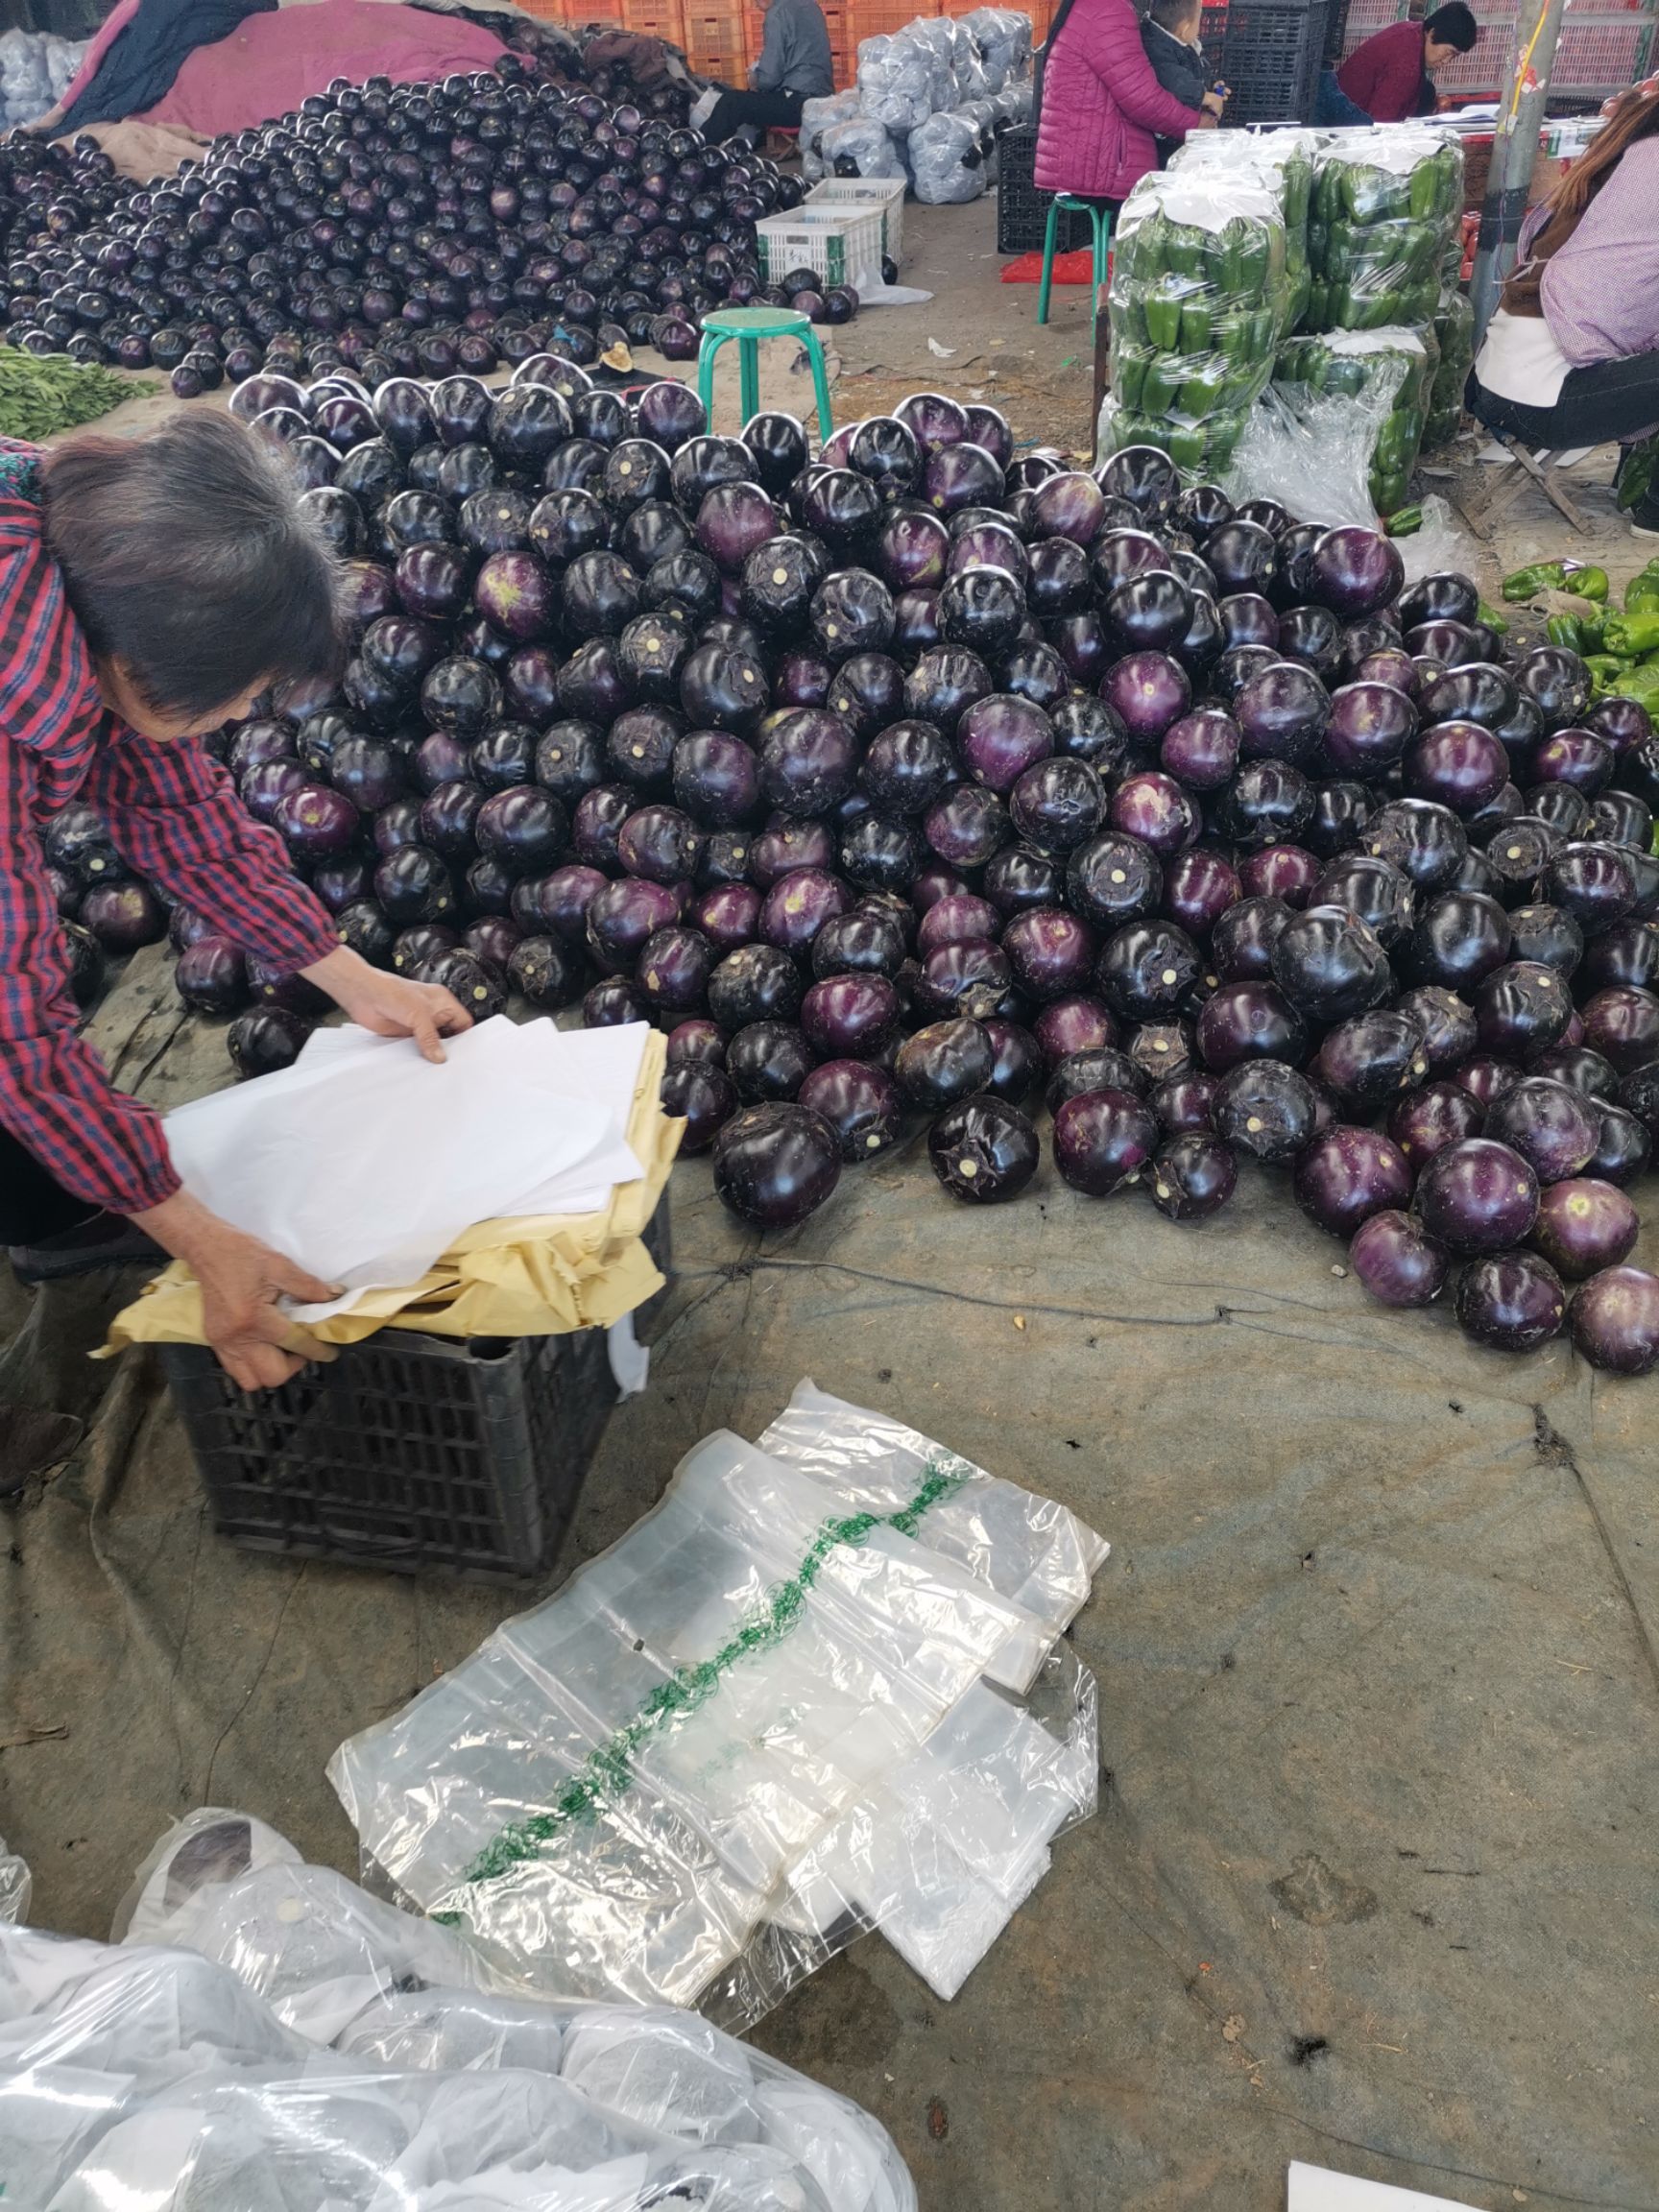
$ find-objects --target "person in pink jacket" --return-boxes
[1034,0,1219,209]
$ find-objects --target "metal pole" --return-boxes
[1469,0,1571,341]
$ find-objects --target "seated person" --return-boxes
[1469,80,1659,529]
[1316,4,1478,128]
[1034,0,1218,217]
[698,0,833,147]
[1140,0,1219,166]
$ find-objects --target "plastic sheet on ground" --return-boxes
[0,1809,915,2212]
[327,1392,1105,2021]
[0,1836,30,1927]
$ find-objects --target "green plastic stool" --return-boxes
[1036,196,1112,332]
[696,305,833,443]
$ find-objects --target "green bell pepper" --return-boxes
[1502,560,1572,601]
[1547,613,1605,653]
[1112,347,1149,411]
[1140,356,1184,415]
[1624,572,1659,614]
[1163,222,1209,281]
[1384,505,1423,537]
[1476,602,1511,636]
[1143,274,1188,351]
[1601,610,1659,658]
[1564,563,1609,602]
[1584,654,1627,687]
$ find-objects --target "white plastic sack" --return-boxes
[77,1810,919,2212]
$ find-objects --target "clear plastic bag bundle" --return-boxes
[1307,126,1465,332]
[329,1392,1106,2021]
[1105,173,1289,477]
[0,29,87,131]
[0,1820,919,2212]
[1275,325,1428,518]
[910,106,994,203]
[962,6,1032,91]
[856,29,950,134]
[800,89,863,180]
[821,115,907,181]
[1424,283,1475,449]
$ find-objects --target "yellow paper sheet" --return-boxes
[105,1030,682,1354]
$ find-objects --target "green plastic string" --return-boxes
[444,1453,973,1901]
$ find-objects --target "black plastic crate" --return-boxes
[996,124,1094,255]
[161,1195,672,1581]
[1213,0,1331,124]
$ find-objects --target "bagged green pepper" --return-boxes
[1307,128,1464,338]
[1105,171,1289,478]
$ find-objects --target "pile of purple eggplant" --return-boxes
[108,375,1659,1373]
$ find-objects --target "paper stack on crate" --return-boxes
[106,1020,680,1352]
[328,1383,1107,2026]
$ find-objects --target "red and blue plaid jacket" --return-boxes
[0,439,336,1214]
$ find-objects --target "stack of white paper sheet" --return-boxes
[163,1019,648,1319]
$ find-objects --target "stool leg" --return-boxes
[1091,209,1110,340]
[1037,198,1060,326]
[697,332,720,429]
[738,335,760,426]
[804,331,834,447]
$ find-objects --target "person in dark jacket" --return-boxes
[1316,3,1479,128]
[1140,0,1216,166]
[699,0,834,146]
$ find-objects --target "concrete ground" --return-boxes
[3,190,1659,2212]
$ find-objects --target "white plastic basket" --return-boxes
[805,178,906,271]
[755,205,885,292]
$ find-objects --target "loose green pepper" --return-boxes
[1563,563,1609,603]
[1502,560,1572,601]
[1584,654,1627,685]
[1384,505,1423,537]
[1624,573,1659,614]
[1476,601,1510,636]
[1601,610,1659,658]
[1547,613,1588,652]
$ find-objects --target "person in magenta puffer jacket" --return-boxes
[1034,0,1217,209]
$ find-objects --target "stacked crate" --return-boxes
[517,0,1060,90]
[1327,0,1655,101]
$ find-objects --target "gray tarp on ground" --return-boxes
[2,1111,1657,2212]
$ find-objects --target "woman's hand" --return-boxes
[301,945,472,1062]
[132,1190,341,1391]
[1201,87,1227,116]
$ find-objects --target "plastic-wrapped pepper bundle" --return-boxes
[1423,283,1475,449]
[1170,128,1318,334]
[1307,128,1464,333]
[1102,175,1288,478]
[1275,326,1430,517]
